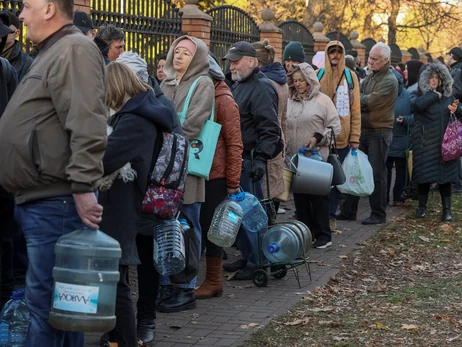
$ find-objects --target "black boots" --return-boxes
[158,288,196,313]
[137,318,155,345]
[415,194,428,218]
[442,197,452,222]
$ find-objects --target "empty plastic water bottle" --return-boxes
[49,227,121,333]
[208,195,244,247]
[0,289,30,347]
[234,191,268,233]
[262,223,309,263]
[153,219,186,276]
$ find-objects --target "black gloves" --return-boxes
[249,157,266,182]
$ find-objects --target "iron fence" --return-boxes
[91,0,183,74]
[206,5,260,67]
[0,2,33,55]
[278,20,314,64]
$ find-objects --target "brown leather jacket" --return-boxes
[209,80,243,189]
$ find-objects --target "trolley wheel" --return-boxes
[252,269,269,287]
[271,265,288,279]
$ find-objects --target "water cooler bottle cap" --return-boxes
[351,149,357,156]
[268,243,280,254]
[11,288,25,300]
[229,191,245,201]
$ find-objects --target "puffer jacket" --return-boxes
[286,63,340,162]
[388,69,412,158]
[208,80,243,188]
[411,63,462,184]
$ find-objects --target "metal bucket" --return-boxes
[275,168,294,202]
[291,154,333,196]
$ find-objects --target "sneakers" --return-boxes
[313,240,332,249]
[277,208,286,214]
[223,259,247,272]
[361,216,386,225]
[233,266,255,280]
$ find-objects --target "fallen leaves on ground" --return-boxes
[283,317,310,326]
[240,323,259,329]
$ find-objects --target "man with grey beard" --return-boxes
[222,41,282,280]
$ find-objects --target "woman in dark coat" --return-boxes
[387,70,412,205]
[410,63,462,222]
[98,62,173,347]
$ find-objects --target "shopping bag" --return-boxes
[441,113,462,163]
[178,76,221,179]
[337,149,374,196]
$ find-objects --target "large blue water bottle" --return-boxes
[208,194,244,247]
[49,227,121,332]
[235,191,268,233]
[299,147,323,161]
[153,219,186,276]
[0,289,30,347]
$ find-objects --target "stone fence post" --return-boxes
[312,22,330,53]
[401,50,412,63]
[350,31,366,67]
[180,0,212,48]
[258,9,283,63]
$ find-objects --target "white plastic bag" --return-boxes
[337,149,374,196]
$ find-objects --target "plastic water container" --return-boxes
[49,228,121,333]
[208,196,244,247]
[235,191,268,233]
[262,222,312,263]
[0,289,30,347]
[300,147,323,161]
[153,219,186,276]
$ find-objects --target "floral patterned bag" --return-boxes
[441,113,462,163]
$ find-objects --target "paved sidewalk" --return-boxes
[84,196,408,347]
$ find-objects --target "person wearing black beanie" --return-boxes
[405,59,424,91]
[283,41,305,71]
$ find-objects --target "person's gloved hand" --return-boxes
[249,157,266,182]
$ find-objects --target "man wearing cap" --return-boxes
[283,41,305,72]
[346,49,366,80]
[1,11,33,81]
[0,0,106,345]
[222,41,282,280]
[316,41,361,231]
[73,10,96,39]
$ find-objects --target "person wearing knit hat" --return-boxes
[252,39,289,214]
[176,38,197,55]
[283,41,305,72]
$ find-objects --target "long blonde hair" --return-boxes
[105,62,153,110]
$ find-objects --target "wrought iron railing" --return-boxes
[206,5,260,67]
[91,0,183,74]
[0,2,33,55]
[278,20,315,64]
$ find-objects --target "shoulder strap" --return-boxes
[344,68,354,90]
[317,68,325,81]
[179,75,215,124]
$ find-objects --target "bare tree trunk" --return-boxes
[388,0,400,44]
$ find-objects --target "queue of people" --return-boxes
[1,3,462,347]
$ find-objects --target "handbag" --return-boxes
[441,112,462,163]
[178,76,221,180]
[327,127,346,186]
[169,213,200,284]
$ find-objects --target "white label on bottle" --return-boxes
[53,282,99,314]
[228,211,239,224]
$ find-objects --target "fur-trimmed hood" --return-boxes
[418,63,453,96]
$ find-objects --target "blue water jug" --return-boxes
[208,195,244,247]
[49,227,121,333]
[299,147,323,161]
[0,289,30,347]
[153,219,186,276]
[235,191,268,233]
[262,222,312,263]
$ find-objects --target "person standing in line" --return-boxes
[0,0,107,344]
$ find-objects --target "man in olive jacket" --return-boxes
[0,0,107,345]
[337,42,398,225]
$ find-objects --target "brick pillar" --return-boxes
[350,31,366,67]
[258,9,283,63]
[74,0,90,13]
[312,22,330,53]
[180,0,212,48]
[401,50,412,63]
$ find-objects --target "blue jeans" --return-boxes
[329,146,351,220]
[235,159,268,268]
[160,202,202,288]
[15,196,84,347]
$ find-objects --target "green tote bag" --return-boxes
[178,76,221,180]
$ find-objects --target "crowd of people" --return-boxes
[0,1,462,346]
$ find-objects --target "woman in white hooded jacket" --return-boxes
[286,63,341,248]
